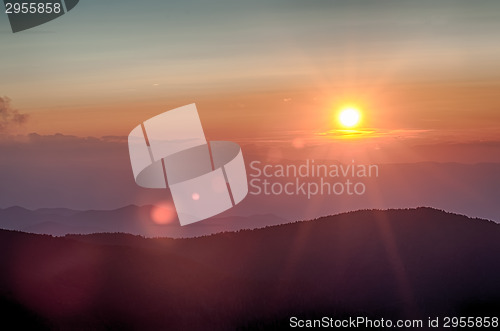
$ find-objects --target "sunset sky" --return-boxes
[1,6,500,328]
[2,5,499,327]
[2,1,500,219]
[1,0,500,142]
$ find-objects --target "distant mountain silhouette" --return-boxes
[0,207,498,330]
[0,205,287,238]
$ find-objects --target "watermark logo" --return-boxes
[128,104,248,226]
[249,160,379,199]
[3,0,79,33]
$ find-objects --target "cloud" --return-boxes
[1,131,500,225]
[0,133,171,210]
[0,97,29,132]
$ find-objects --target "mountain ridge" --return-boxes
[0,204,288,238]
[0,207,498,330]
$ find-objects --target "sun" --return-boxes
[338,107,361,128]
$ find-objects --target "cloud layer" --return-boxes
[0,97,29,132]
[1,133,500,223]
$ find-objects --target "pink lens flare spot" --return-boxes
[292,138,305,149]
[150,202,176,224]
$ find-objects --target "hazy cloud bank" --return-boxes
[0,97,29,132]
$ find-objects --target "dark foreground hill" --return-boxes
[0,207,499,330]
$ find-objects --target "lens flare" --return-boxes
[150,202,176,224]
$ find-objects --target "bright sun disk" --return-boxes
[339,107,361,128]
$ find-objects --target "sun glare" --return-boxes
[339,107,361,128]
